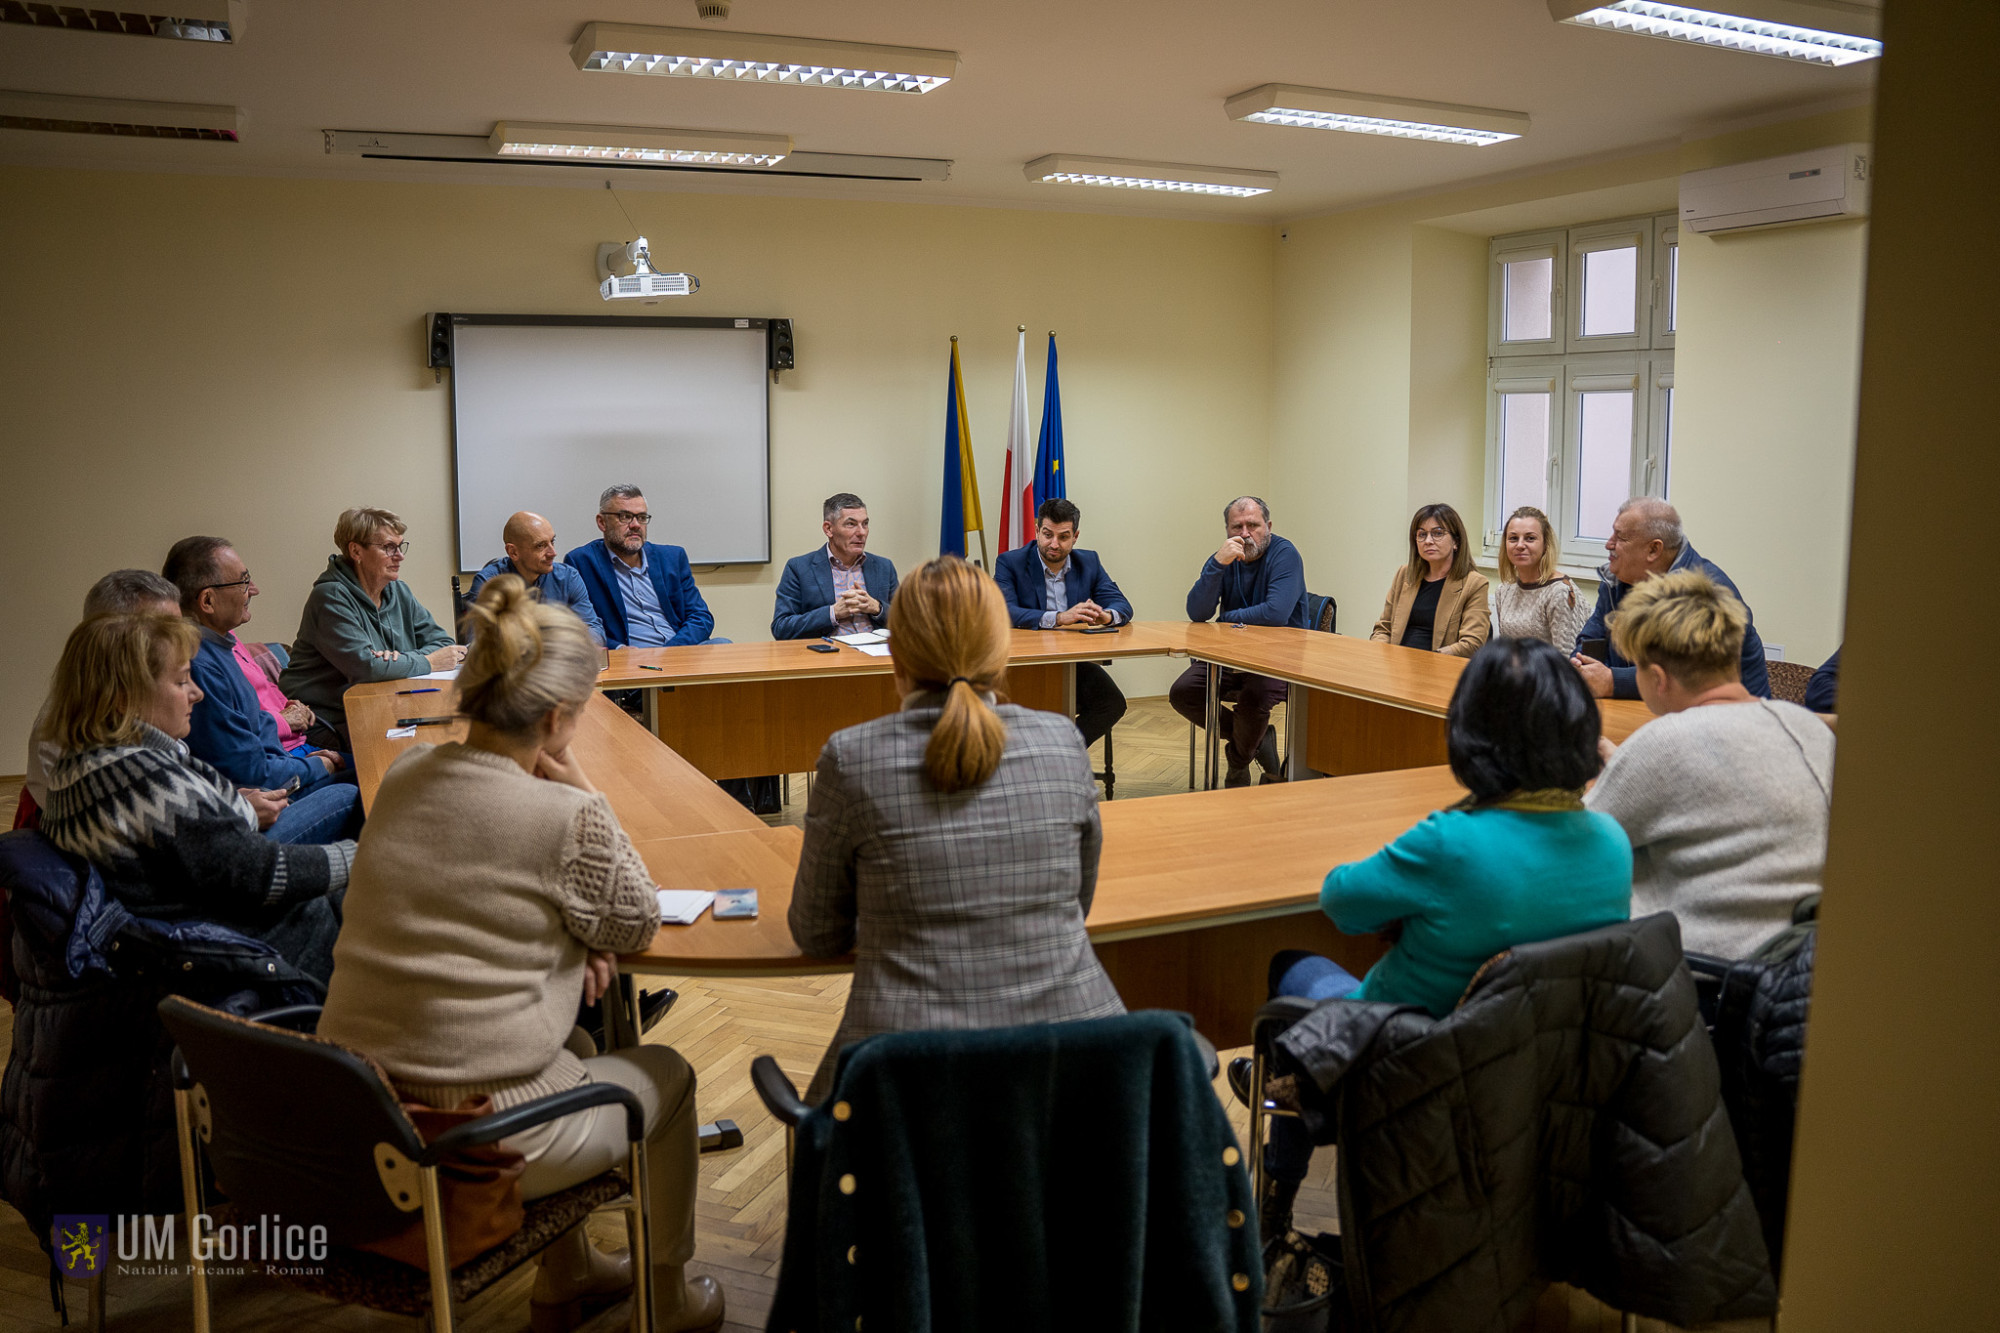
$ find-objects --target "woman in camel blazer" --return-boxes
[1369,503,1491,658]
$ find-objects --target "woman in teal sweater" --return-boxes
[1255,637,1632,1238]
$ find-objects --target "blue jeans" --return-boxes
[1265,952,1362,1187]
[264,781,363,845]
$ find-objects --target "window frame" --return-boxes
[1482,211,1676,572]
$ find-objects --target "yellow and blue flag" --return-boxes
[940,337,987,562]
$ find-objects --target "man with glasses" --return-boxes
[1571,497,1770,700]
[163,535,363,845]
[565,484,718,650]
[468,511,605,645]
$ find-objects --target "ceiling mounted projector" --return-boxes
[597,237,700,301]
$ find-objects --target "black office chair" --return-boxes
[158,997,657,1333]
[751,1012,1258,1332]
[1186,593,1336,788]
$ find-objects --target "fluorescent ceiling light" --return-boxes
[491,121,791,166]
[571,22,957,94]
[1225,85,1528,146]
[1547,1,1881,65]
[1024,155,1276,198]
[0,1,245,42]
[0,89,240,140]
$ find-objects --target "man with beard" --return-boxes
[1168,496,1306,787]
[565,484,718,649]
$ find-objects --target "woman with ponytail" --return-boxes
[789,556,1125,1100]
[318,576,723,1333]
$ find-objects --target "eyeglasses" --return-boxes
[368,541,411,556]
[600,511,652,526]
[1414,529,1451,544]
[201,574,254,592]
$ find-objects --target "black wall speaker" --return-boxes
[427,313,453,369]
[768,318,795,372]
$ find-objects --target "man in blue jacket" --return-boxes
[1572,498,1770,701]
[994,498,1132,748]
[163,536,362,846]
[565,484,719,649]
[771,493,899,640]
[1170,496,1307,787]
[468,511,604,645]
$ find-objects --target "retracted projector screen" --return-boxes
[449,315,771,572]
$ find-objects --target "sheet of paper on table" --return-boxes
[852,642,893,657]
[413,666,461,680]
[386,726,417,739]
[830,629,889,645]
[657,888,715,925]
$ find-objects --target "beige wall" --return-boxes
[0,167,1276,760]
[1781,1,2000,1321]
[1272,110,1869,665]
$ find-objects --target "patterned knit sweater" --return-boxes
[317,743,661,1110]
[41,723,354,922]
[1491,575,1589,655]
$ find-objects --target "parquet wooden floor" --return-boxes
[0,702,1763,1331]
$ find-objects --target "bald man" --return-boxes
[468,511,606,645]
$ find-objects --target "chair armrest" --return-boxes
[1683,953,1733,981]
[1251,996,1319,1050]
[424,1083,645,1160]
[247,1004,324,1032]
[751,1055,811,1128]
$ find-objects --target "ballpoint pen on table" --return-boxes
[395,687,441,695]
[395,716,456,727]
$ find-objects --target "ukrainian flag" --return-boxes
[940,337,987,562]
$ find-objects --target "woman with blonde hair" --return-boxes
[1369,502,1491,657]
[40,612,352,980]
[1490,505,1588,653]
[317,576,721,1333]
[789,556,1125,1100]
[1587,570,1834,960]
[279,506,463,746]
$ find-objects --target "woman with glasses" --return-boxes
[1368,502,1491,657]
[278,507,463,745]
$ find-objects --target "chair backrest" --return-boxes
[1305,592,1336,634]
[1766,659,1813,705]
[769,1011,1262,1333]
[158,996,429,1246]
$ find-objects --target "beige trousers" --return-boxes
[507,1042,698,1268]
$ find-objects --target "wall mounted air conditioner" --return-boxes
[1679,142,1870,235]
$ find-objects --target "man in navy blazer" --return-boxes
[993,498,1131,748]
[565,483,718,649]
[772,492,900,640]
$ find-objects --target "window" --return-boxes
[1484,212,1676,567]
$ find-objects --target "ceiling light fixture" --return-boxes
[1024,155,1276,198]
[571,22,957,94]
[491,121,792,166]
[0,1,244,42]
[1546,1,1881,65]
[1225,85,1529,146]
[0,89,240,139]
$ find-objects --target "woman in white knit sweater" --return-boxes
[318,577,722,1333]
[1586,570,1834,959]
[1489,506,1588,654]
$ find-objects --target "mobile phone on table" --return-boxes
[1577,638,1609,661]
[714,888,759,919]
[808,642,839,653]
[1081,624,1119,634]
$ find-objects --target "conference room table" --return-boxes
[344,622,1655,1043]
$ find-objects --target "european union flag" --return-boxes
[940,337,986,561]
[1032,333,1064,512]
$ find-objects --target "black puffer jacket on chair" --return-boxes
[1271,913,1776,1333]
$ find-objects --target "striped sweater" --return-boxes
[42,723,353,923]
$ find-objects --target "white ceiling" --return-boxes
[0,0,1879,221]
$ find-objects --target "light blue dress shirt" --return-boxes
[613,550,676,647]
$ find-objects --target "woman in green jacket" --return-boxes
[278,506,463,744]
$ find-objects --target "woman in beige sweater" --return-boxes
[1369,502,1491,657]
[1490,506,1588,653]
[318,577,721,1333]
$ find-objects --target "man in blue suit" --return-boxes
[565,484,718,649]
[993,498,1131,748]
[771,492,900,640]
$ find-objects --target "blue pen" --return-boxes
[395,687,441,695]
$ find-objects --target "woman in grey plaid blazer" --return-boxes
[789,557,1126,1100]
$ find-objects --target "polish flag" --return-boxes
[999,328,1033,552]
